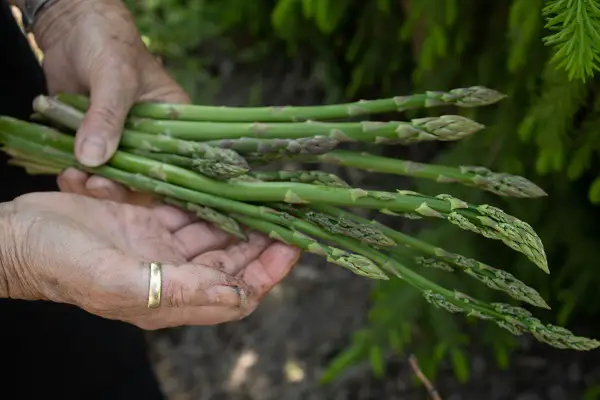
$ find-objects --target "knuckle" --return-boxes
[88,106,124,134]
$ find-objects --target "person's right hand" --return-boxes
[0,191,300,329]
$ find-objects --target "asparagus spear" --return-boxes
[230,214,388,280]
[202,136,339,156]
[31,96,250,171]
[0,133,389,280]
[246,170,351,188]
[124,149,254,180]
[162,197,248,240]
[129,136,342,164]
[275,203,396,247]
[124,115,484,144]
[304,150,547,198]
[0,119,548,273]
[123,153,352,188]
[57,87,506,122]
[300,204,549,309]
[51,92,542,198]
[125,150,196,169]
[2,133,596,351]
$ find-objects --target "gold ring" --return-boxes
[147,261,162,309]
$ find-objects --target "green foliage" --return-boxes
[542,0,600,81]
[123,0,600,387]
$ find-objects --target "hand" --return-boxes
[0,192,300,329]
[32,0,187,202]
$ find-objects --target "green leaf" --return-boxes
[369,346,386,378]
[319,335,369,384]
[542,0,600,80]
[450,348,470,383]
[589,176,600,204]
[271,0,299,38]
[507,0,543,72]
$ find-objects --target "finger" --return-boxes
[158,263,246,308]
[56,168,155,205]
[85,175,156,206]
[131,305,246,330]
[56,168,90,195]
[75,63,139,167]
[56,169,76,193]
[85,175,130,201]
[172,222,236,259]
[98,258,247,312]
[151,204,196,232]
[192,231,271,275]
[237,242,301,301]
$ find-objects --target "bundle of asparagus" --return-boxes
[0,86,597,351]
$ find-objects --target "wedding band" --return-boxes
[147,261,162,309]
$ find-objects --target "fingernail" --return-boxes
[79,136,106,166]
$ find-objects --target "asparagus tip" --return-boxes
[449,86,508,107]
[411,115,485,141]
[460,166,548,198]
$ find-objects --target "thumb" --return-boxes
[75,66,139,167]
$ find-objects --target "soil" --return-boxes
[146,254,600,400]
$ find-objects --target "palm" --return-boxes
[12,192,299,329]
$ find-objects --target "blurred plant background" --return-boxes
[41,0,600,398]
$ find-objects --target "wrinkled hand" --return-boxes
[0,192,300,329]
[33,0,186,202]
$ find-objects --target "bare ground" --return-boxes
[146,254,600,400]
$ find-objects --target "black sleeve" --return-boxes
[0,0,57,199]
[0,5,165,399]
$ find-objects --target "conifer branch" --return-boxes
[542,0,600,81]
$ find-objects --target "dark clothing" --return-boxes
[0,3,164,399]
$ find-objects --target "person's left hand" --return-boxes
[32,0,187,204]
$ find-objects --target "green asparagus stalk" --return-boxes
[300,204,550,309]
[202,136,339,156]
[52,92,541,198]
[245,170,351,188]
[2,132,596,351]
[162,197,248,240]
[123,149,252,181]
[275,203,396,247]
[31,96,250,173]
[304,150,547,198]
[0,118,548,273]
[7,156,64,175]
[2,115,248,181]
[0,133,389,280]
[230,214,388,280]
[128,137,341,163]
[123,115,484,144]
[123,153,352,188]
[57,87,506,122]
[125,150,196,170]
